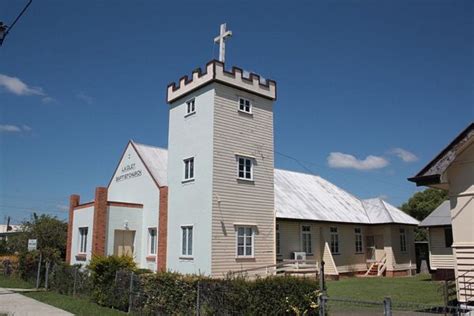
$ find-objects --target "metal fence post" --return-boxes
[196,280,200,316]
[383,297,392,316]
[72,266,78,297]
[128,271,134,314]
[319,260,325,293]
[318,294,326,316]
[44,261,50,290]
[35,252,42,289]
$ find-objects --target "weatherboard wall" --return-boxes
[211,83,275,277]
[428,227,455,270]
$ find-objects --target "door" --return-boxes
[366,236,376,261]
[114,230,135,257]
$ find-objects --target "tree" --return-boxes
[401,188,448,221]
[401,188,448,241]
[8,214,68,261]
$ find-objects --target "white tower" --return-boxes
[166,26,277,276]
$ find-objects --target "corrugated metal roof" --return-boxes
[132,144,418,225]
[275,169,419,225]
[419,200,451,227]
[132,141,168,186]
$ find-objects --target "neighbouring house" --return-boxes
[409,122,474,303]
[419,201,455,280]
[0,224,21,241]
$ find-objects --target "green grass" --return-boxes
[326,274,444,305]
[0,275,34,289]
[22,291,126,316]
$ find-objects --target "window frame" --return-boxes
[444,227,453,248]
[185,98,196,116]
[183,157,195,182]
[236,155,254,181]
[301,225,312,255]
[276,223,281,255]
[399,228,407,252]
[148,227,157,255]
[236,226,254,258]
[181,225,193,258]
[78,227,88,254]
[330,226,340,254]
[354,227,363,254]
[238,97,252,114]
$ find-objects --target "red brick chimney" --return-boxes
[66,194,80,263]
[92,187,108,257]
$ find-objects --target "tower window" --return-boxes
[236,226,254,257]
[237,156,253,180]
[238,97,252,114]
[186,99,195,115]
[183,157,195,181]
[181,226,193,257]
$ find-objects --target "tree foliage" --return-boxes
[7,214,68,261]
[401,188,448,221]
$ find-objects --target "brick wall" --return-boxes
[66,194,80,263]
[92,187,108,256]
[158,186,168,271]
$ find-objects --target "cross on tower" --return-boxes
[214,23,232,63]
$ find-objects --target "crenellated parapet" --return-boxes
[166,60,277,103]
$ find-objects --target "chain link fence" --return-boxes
[2,256,474,315]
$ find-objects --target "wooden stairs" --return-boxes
[363,255,387,277]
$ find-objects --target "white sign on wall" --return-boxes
[27,239,37,251]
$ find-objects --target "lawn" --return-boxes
[0,275,34,289]
[22,292,126,316]
[0,275,125,316]
[326,274,444,305]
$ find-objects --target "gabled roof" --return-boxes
[120,142,418,226]
[419,200,451,227]
[408,123,474,187]
[131,141,168,187]
[275,169,419,225]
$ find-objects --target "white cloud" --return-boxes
[0,74,45,96]
[0,124,32,133]
[76,92,94,105]
[390,148,418,162]
[327,152,389,171]
[56,204,69,211]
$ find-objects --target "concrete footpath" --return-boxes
[0,288,73,316]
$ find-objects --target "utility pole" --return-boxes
[0,0,33,47]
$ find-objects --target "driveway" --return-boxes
[0,288,72,316]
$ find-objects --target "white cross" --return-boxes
[214,23,232,63]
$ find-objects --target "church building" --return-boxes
[66,25,418,278]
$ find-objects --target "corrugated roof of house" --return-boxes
[419,200,451,227]
[274,169,419,225]
[131,143,419,225]
[132,141,168,186]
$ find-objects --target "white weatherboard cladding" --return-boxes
[108,143,160,270]
[106,205,143,264]
[71,206,94,265]
[211,83,275,276]
[167,85,215,274]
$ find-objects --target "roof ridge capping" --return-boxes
[166,60,277,103]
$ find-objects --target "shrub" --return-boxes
[88,255,136,310]
[49,263,91,296]
[135,273,319,315]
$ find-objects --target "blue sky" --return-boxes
[0,0,472,223]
